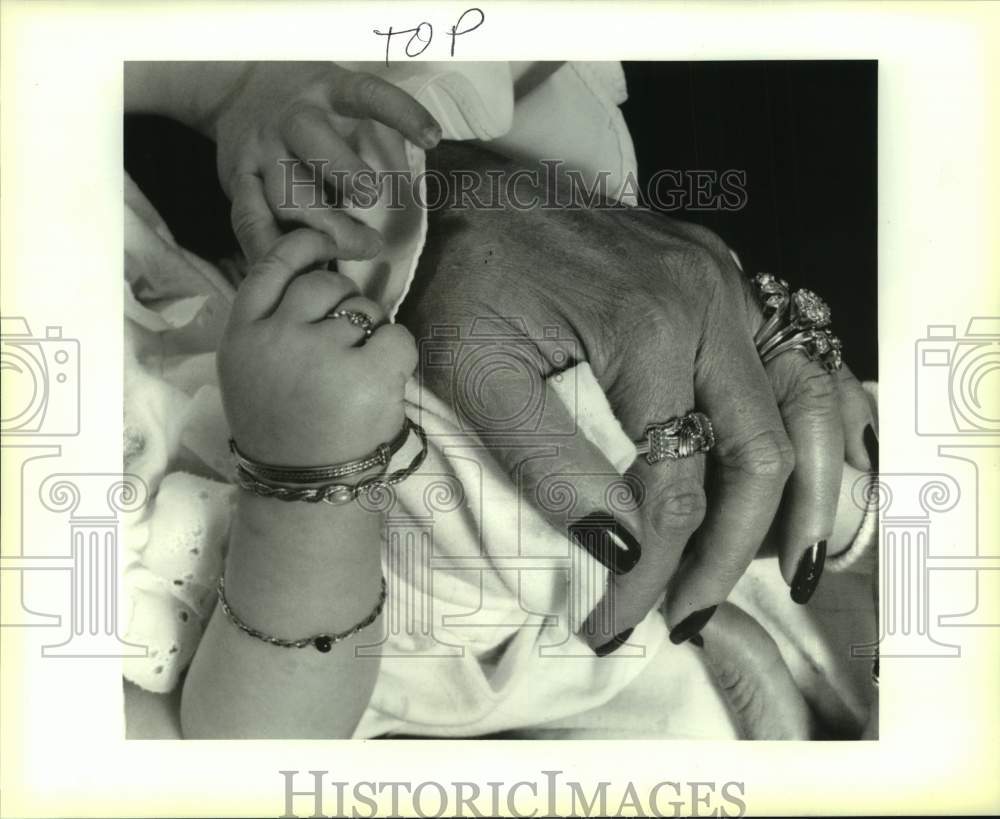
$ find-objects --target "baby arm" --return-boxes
[124,62,249,135]
[180,229,417,739]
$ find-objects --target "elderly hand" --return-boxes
[211,62,442,262]
[397,142,875,651]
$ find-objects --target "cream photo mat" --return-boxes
[1,1,998,816]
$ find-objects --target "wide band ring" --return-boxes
[326,309,375,338]
[752,273,843,373]
[635,411,716,465]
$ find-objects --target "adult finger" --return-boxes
[332,70,442,149]
[414,317,648,654]
[230,172,282,263]
[587,303,707,651]
[272,268,359,323]
[697,602,812,739]
[664,283,794,644]
[765,352,844,601]
[838,364,878,472]
[229,229,337,324]
[261,159,383,260]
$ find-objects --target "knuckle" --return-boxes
[723,428,796,480]
[718,668,762,721]
[790,367,839,413]
[681,242,724,283]
[230,206,258,243]
[231,215,270,260]
[286,108,311,140]
[280,104,318,143]
[658,242,725,317]
[287,269,325,295]
[647,477,707,535]
[352,73,384,111]
[682,222,729,257]
[620,282,699,365]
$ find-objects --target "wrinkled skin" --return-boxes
[397,143,875,735]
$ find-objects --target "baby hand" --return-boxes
[212,62,442,262]
[218,229,417,466]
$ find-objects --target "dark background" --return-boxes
[124,60,877,379]
[621,61,877,380]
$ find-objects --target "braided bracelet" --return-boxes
[217,573,387,652]
[229,420,412,483]
[230,419,427,505]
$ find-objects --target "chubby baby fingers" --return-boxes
[274,269,359,324]
[261,160,383,260]
[230,229,339,324]
[361,322,419,381]
[318,294,386,347]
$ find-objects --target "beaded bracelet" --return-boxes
[230,419,427,505]
[217,573,387,652]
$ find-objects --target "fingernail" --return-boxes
[864,424,879,473]
[791,540,827,604]
[689,633,705,649]
[568,512,641,575]
[594,627,634,657]
[421,125,442,149]
[669,605,717,645]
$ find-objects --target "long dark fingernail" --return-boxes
[669,605,717,645]
[864,424,879,473]
[568,512,641,575]
[791,540,827,604]
[594,627,634,657]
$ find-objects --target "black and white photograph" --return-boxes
[2,2,997,817]
[121,58,879,743]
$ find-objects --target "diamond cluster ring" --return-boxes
[752,273,843,372]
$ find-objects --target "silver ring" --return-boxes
[761,326,843,373]
[635,411,715,465]
[326,309,374,338]
[752,273,843,372]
